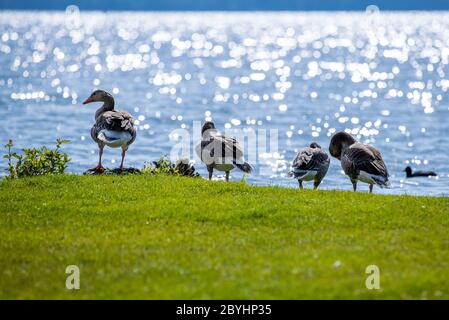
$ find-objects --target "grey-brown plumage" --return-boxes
[329,131,390,193]
[291,142,330,189]
[83,90,136,172]
[90,111,136,145]
[196,121,252,181]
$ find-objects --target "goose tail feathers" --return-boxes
[233,161,253,173]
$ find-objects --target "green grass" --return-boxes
[0,174,448,299]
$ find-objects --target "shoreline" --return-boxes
[1,172,446,197]
[1,174,448,299]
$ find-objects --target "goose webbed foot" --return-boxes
[94,145,105,174]
[94,165,105,174]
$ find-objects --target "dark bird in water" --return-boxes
[196,121,252,181]
[329,131,390,193]
[83,90,136,173]
[291,142,330,190]
[404,166,437,178]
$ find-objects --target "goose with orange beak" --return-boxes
[83,90,136,172]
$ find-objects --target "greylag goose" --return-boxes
[404,166,437,178]
[82,90,136,172]
[196,121,252,181]
[291,142,330,190]
[329,131,390,193]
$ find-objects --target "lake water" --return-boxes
[1,11,448,196]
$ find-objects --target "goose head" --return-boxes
[404,166,412,177]
[82,90,114,107]
[329,131,356,160]
[201,121,216,136]
[310,142,321,149]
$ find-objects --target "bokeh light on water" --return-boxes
[0,11,448,195]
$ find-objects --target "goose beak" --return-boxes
[82,97,93,105]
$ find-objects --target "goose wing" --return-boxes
[293,147,329,171]
[199,134,244,162]
[98,111,134,131]
[342,143,388,178]
[96,111,136,145]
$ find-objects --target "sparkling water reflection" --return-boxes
[0,11,448,195]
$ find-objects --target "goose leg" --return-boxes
[313,180,320,190]
[119,147,126,170]
[298,180,303,190]
[352,180,357,192]
[225,171,230,182]
[369,184,373,193]
[95,145,105,173]
[207,166,213,180]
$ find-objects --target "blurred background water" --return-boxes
[0,11,448,195]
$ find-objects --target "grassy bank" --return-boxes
[0,174,448,299]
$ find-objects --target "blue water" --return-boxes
[1,11,448,196]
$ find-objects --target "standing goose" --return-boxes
[83,90,136,172]
[329,131,390,193]
[196,121,252,181]
[291,142,330,190]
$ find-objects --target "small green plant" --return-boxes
[4,139,15,178]
[143,156,199,177]
[143,156,178,175]
[240,173,249,184]
[3,139,71,178]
